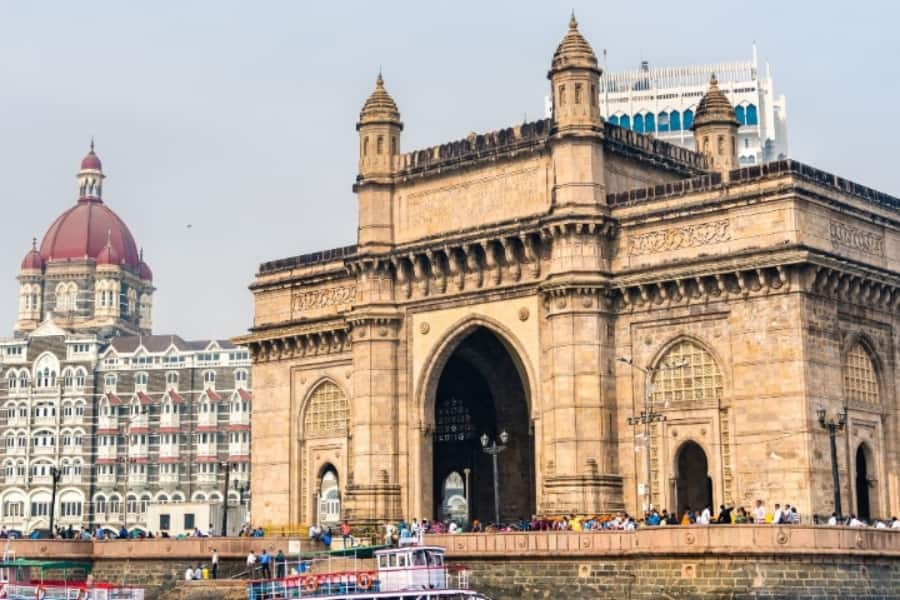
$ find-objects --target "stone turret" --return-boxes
[357,72,403,180]
[546,14,606,212]
[355,73,402,253]
[547,14,602,133]
[692,74,740,175]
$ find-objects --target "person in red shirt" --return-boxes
[341,520,352,549]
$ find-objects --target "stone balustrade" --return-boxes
[426,525,900,558]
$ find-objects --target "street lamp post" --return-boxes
[480,430,509,527]
[48,466,61,538]
[462,468,471,527]
[220,462,231,536]
[817,406,848,521]
[618,357,687,512]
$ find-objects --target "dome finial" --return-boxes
[32,237,37,251]
[710,72,718,87]
[376,67,384,88]
[569,10,578,29]
[90,137,95,153]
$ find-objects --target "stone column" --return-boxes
[539,222,623,514]
[343,261,403,524]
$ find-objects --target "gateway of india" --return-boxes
[236,16,900,527]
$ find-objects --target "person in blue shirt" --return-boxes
[259,550,272,579]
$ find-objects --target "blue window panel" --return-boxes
[683,109,694,129]
[746,104,758,125]
[644,113,655,133]
[633,114,644,133]
[620,114,631,129]
[734,105,746,125]
[608,115,619,126]
[670,110,681,131]
[657,111,669,132]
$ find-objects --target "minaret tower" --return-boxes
[78,139,105,201]
[546,13,606,212]
[548,13,603,133]
[355,72,403,252]
[692,74,740,176]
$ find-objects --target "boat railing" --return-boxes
[0,583,145,600]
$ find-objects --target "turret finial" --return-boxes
[90,137,95,153]
[32,237,37,251]
[569,10,578,29]
[376,68,384,88]
[710,73,718,86]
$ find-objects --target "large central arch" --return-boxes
[419,321,535,525]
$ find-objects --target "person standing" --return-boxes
[275,549,286,579]
[211,549,219,579]
[341,520,353,549]
[246,550,257,579]
[260,549,272,579]
[753,500,766,524]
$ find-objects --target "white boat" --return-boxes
[0,558,144,600]
[246,545,489,600]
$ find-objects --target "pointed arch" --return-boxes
[842,337,880,406]
[301,379,350,438]
[651,337,724,406]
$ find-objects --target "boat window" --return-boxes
[427,552,443,566]
[389,554,397,567]
[378,556,387,569]
[413,550,427,566]
[398,554,407,567]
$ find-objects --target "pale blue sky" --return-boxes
[0,1,896,339]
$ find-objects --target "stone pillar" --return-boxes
[539,223,622,514]
[343,261,403,524]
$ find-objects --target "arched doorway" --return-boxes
[317,466,341,526]
[432,327,534,525]
[855,445,872,521]
[674,441,712,517]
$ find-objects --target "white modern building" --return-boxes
[546,46,788,166]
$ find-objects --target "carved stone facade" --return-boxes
[236,18,900,527]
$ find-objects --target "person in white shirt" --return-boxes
[698,506,711,525]
[246,551,257,578]
[184,567,194,581]
[772,504,783,525]
[448,521,459,534]
[875,520,887,529]
[849,515,866,527]
[827,512,838,526]
[891,517,900,529]
[753,500,766,524]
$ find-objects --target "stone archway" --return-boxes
[430,326,534,525]
[674,441,712,517]
[855,444,873,521]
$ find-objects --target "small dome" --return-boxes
[20,241,44,271]
[692,74,739,129]
[358,73,402,128]
[138,250,153,282]
[549,14,600,75]
[95,239,121,266]
[81,147,102,171]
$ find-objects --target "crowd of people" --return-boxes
[375,499,900,538]
[0,520,268,541]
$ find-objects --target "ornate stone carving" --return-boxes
[292,285,356,315]
[518,307,530,321]
[419,322,430,334]
[628,220,730,256]
[829,221,884,257]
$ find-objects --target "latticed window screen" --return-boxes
[843,344,879,405]
[304,382,349,437]
[652,340,723,405]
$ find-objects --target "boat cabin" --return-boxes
[374,546,447,592]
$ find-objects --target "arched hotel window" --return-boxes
[608,115,620,126]
[670,110,681,131]
[746,104,758,126]
[619,114,631,129]
[644,112,655,133]
[303,382,349,438]
[683,109,694,130]
[652,340,724,405]
[735,105,746,125]
[633,113,645,134]
[657,111,669,132]
[843,343,879,406]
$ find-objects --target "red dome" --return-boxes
[81,150,102,171]
[20,247,44,271]
[138,260,153,282]
[96,241,121,266]
[39,200,140,271]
